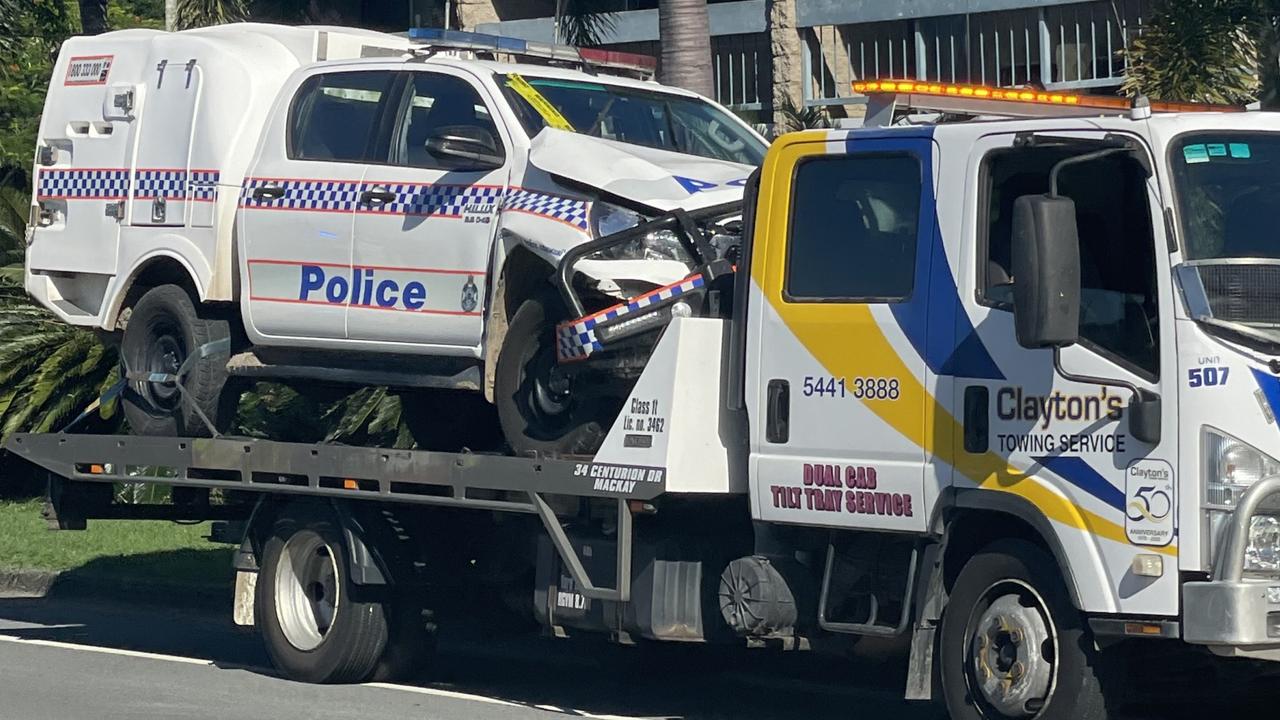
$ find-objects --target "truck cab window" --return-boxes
[981,146,1159,377]
[394,73,503,170]
[289,71,395,163]
[785,154,921,302]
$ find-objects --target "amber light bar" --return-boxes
[853,79,1241,114]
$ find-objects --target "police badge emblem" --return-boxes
[461,275,479,312]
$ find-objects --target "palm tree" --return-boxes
[175,0,248,29]
[78,0,109,35]
[658,0,714,98]
[1123,0,1262,105]
[554,0,617,47]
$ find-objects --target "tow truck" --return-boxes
[9,81,1280,720]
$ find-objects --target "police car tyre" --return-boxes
[495,291,604,456]
[121,284,233,437]
[257,506,389,684]
[940,540,1110,720]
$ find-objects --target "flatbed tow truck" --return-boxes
[10,82,1280,720]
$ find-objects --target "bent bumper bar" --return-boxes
[1183,476,1280,657]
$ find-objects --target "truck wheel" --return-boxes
[121,284,234,437]
[494,292,606,456]
[257,508,389,684]
[939,540,1111,720]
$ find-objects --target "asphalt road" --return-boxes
[0,594,941,720]
[0,594,1276,720]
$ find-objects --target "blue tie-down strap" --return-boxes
[69,336,232,436]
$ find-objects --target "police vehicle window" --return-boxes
[499,75,766,167]
[786,154,920,302]
[981,146,1159,377]
[290,71,395,163]
[394,73,504,169]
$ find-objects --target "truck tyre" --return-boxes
[257,508,389,684]
[939,540,1111,720]
[121,284,233,437]
[494,292,605,456]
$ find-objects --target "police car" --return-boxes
[25,24,764,453]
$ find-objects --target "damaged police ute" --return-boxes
[26,24,763,453]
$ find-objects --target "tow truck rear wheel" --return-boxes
[940,540,1111,720]
[494,291,606,456]
[120,284,234,437]
[257,507,389,684]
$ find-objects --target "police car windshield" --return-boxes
[499,74,765,166]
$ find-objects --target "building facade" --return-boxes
[455,0,1151,130]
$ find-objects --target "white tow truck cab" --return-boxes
[26,24,762,452]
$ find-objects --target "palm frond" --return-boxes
[1124,0,1262,105]
[175,0,247,29]
[556,0,616,47]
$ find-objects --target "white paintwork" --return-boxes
[25,23,761,365]
[593,317,743,495]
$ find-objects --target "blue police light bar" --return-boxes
[407,27,657,75]
[408,27,527,53]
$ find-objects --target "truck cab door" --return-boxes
[239,69,398,343]
[346,68,510,349]
[746,133,936,533]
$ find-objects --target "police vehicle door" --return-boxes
[956,131,1179,615]
[346,69,511,349]
[748,134,934,533]
[240,69,397,341]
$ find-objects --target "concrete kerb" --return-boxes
[0,567,228,609]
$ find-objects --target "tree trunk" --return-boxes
[658,0,714,98]
[165,0,178,31]
[78,0,109,35]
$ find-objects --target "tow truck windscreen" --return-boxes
[1171,133,1280,335]
[499,75,766,166]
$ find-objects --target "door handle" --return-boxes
[359,188,397,205]
[252,185,285,200]
[766,379,790,444]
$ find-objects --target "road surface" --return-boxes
[0,594,1274,719]
[0,594,938,720]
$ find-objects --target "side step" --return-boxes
[227,348,481,391]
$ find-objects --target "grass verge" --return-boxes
[0,499,233,591]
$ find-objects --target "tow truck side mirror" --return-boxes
[425,127,504,171]
[1011,194,1080,349]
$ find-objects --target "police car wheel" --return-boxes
[257,505,389,684]
[940,540,1111,720]
[121,284,234,437]
[495,292,605,456]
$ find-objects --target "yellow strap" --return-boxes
[505,73,575,132]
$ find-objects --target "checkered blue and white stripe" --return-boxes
[373,184,505,217]
[556,274,707,362]
[240,179,363,212]
[38,168,221,202]
[239,178,589,231]
[37,169,131,199]
[189,170,220,201]
[505,188,589,230]
[134,169,188,199]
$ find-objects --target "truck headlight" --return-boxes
[1203,427,1280,574]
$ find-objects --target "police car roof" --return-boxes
[313,54,690,99]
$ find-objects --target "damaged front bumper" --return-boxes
[553,201,741,363]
